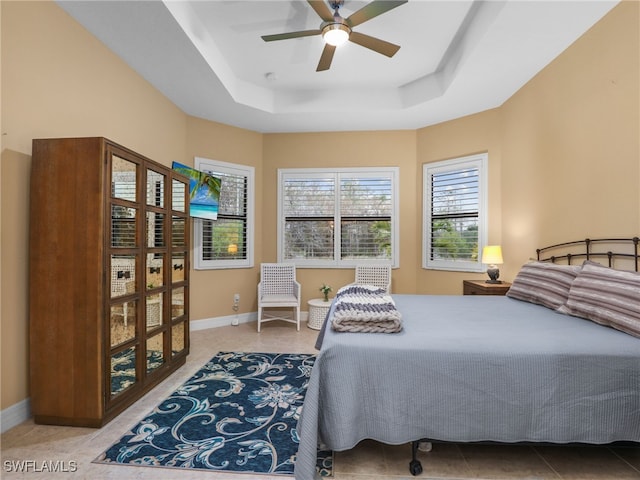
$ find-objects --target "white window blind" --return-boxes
[282,174,335,261]
[279,168,398,267]
[423,153,487,272]
[194,158,254,269]
[340,176,393,260]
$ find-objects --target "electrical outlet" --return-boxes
[232,293,240,327]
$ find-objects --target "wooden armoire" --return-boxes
[29,137,190,427]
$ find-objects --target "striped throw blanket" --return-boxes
[331,284,403,333]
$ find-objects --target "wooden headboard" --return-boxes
[536,237,639,272]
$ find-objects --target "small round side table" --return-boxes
[307,298,331,330]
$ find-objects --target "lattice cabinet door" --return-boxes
[30,137,190,427]
[170,175,190,359]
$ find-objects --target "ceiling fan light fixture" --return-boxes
[322,23,350,46]
[261,0,406,72]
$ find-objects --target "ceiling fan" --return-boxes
[261,0,407,72]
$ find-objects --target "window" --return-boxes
[278,168,399,267]
[423,153,488,272]
[193,157,254,269]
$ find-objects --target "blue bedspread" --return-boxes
[295,294,640,480]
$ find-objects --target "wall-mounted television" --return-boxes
[172,161,221,220]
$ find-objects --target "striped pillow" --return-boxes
[506,262,581,310]
[560,262,640,338]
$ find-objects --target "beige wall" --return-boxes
[185,116,264,318]
[416,108,503,294]
[1,0,638,415]
[1,0,190,410]
[501,0,640,274]
[262,130,418,302]
[417,0,639,289]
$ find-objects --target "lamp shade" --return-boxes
[481,245,503,265]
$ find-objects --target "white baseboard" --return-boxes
[190,312,257,331]
[1,397,30,433]
[190,310,309,331]
[1,311,311,433]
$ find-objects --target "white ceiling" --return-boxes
[57,0,619,133]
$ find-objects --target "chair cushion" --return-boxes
[260,294,298,304]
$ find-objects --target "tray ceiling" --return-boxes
[57,0,619,133]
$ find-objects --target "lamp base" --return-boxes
[486,266,501,284]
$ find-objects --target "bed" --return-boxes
[294,238,640,480]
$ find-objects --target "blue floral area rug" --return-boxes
[95,351,332,476]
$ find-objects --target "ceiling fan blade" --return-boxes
[261,29,321,42]
[307,0,335,22]
[316,44,336,71]
[348,31,400,57]
[346,0,408,28]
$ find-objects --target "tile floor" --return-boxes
[2,321,639,480]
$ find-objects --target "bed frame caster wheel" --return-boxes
[409,459,423,476]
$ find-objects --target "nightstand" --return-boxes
[307,298,332,330]
[463,280,511,296]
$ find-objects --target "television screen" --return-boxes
[172,161,221,220]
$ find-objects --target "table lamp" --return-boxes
[482,245,503,284]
